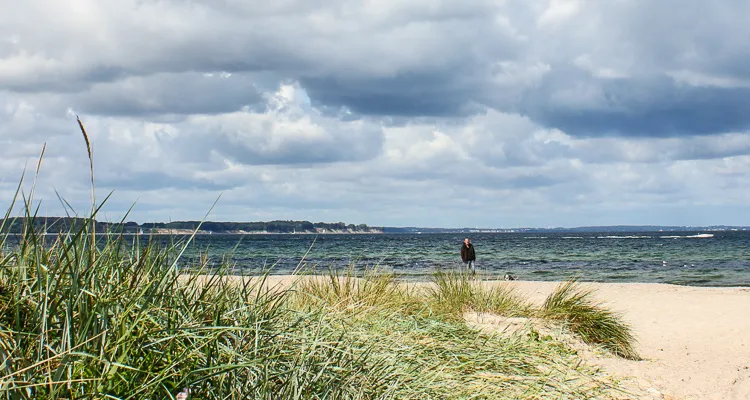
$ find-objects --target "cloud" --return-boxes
[522,72,750,137]
[2,0,750,226]
[56,72,266,118]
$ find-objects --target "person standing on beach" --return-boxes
[460,238,476,274]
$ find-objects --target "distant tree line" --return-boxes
[0,217,117,234]
[0,217,378,234]
[140,220,374,233]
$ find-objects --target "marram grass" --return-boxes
[295,266,402,311]
[427,271,638,360]
[541,280,640,360]
[0,213,400,399]
[294,270,624,399]
[428,270,533,318]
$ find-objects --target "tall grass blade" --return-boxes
[76,116,96,267]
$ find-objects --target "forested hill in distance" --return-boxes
[1,217,746,234]
[0,217,382,234]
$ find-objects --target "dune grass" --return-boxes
[0,210,406,399]
[427,271,638,360]
[541,280,640,360]
[428,270,532,318]
[294,266,402,311]
[293,270,622,399]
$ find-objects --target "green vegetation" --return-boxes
[296,267,403,310]
[0,216,115,234]
[427,272,639,360]
[0,219,386,398]
[541,280,640,360]
[428,270,532,318]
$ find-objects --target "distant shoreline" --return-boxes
[1,231,385,236]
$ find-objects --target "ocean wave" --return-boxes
[596,235,652,239]
[660,233,714,239]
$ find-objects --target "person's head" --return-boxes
[464,238,471,246]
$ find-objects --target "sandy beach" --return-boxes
[261,276,750,399]
[500,281,750,400]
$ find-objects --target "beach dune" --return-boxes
[506,281,750,400]
[259,276,750,399]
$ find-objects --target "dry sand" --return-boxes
[504,281,750,400]
[256,276,750,399]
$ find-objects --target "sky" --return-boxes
[2,0,750,228]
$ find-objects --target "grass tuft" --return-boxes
[428,270,532,318]
[428,269,476,316]
[295,266,400,311]
[476,283,533,317]
[541,280,640,360]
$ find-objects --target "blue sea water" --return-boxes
[5,231,748,286]
[149,231,750,287]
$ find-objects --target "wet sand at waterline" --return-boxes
[234,276,750,399]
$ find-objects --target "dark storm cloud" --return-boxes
[63,72,268,117]
[521,70,750,137]
[0,0,522,117]
[3,0,750,141]
[301,69,484,117]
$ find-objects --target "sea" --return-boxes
[5,231,749,286]
[149,231,749,287]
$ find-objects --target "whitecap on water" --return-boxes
[660,233,714,239]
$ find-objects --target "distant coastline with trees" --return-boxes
[0,217,383,235]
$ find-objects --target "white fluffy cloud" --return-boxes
[2,0,750,227]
